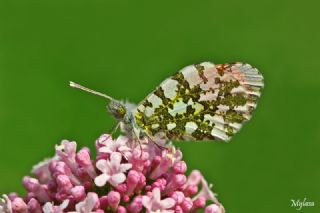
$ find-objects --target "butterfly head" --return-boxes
[107,100,127,120]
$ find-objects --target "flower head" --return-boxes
[2,134,224,213]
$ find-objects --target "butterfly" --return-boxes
[70,61,264,143]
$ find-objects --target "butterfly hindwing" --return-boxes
[132,62,264,142]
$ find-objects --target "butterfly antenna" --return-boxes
[69,81,114,101]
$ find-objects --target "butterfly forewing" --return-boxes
[132,62,264,142]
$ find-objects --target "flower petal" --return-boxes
[160,198,175,209]
[110,152,122,166]
[96,159,108,173]
[109,173,126,187]
[42,202,54,213]
[59,199,69,210]
[201,178,218,203]
[119,163,132,173]
[142,196,152,210]
[152,188,161,202]
[94,174,110,187]
[84,193,98,212]
[98,147,112,153]
[116,135,129,145]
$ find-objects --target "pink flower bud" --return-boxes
[99,196,109,209]
[184,184,198,196]
[127,196,142,213]
[173,161,187,174]
[122,195,130,202]
[56,175,73,192]
[193,196,206,209]
[27,198,41,213]
[151,178,167,191]
[25,192,35,202]
[88,192,100,210]
[107,191,120,209]
[117,205,127,213]
[126,170,140,195]
[56,140,78,173]
[205,204,224,213]
[149,156,172,180]
[136,173,146,190]
[170,191,185,204]
[22,177,50,203]
[8,193,19,200]
[174,205,183,213]
[76,148,97,178]
[12,197,27,213]
[95,134,112,149]
[181,197,193,212]
[152,156,162,166]
[186,170,202,185]
[51,162,69,176]
[71,185,86,202]
[143,160,151,168]
[76,148,91,166]
[164,174,186,194]
[115,183,127,194]
[23,177,39,192]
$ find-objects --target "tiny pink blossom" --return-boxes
[127,196,142,213]
[31,156,58,183]
[0,194,12,213]
[55,140,78,173]
[107,191,120,209]
[71,192,99,213]
[142,188,176,213]
[173,161,187,174]
[185,170,202,186]
[42,199,69,213]
[126,170,141,195]
[22,177,50,203]
[170,191,185,204]
[27,198,41,213]
[76,148,97,179]
[193,196,206,209]
[95,134,113,148]
[94,152,132,187]
[11,197,27,213]
[116,206,127,213]
[205,204,225,213]
[180,197,193,212]
[71,185,86,202]
[98,135,131,155]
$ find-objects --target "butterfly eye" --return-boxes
[117,106,126,117]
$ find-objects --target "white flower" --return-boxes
[142,188,176,213]
[43,200,69,213]
[0,195,12,213]
[69,193,98,213]
[94,152,132,187]
[98,135,131,154]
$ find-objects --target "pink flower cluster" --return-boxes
[0,134,225,213]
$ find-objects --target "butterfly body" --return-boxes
[71,61,264,143]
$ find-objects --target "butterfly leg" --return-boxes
[145,135,168,151]
[109,122,120,135]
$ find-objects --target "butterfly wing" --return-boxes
[132,62,264,142]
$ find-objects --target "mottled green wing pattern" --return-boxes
[132,62,264,142]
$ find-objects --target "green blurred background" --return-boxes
[0,0,319,212]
